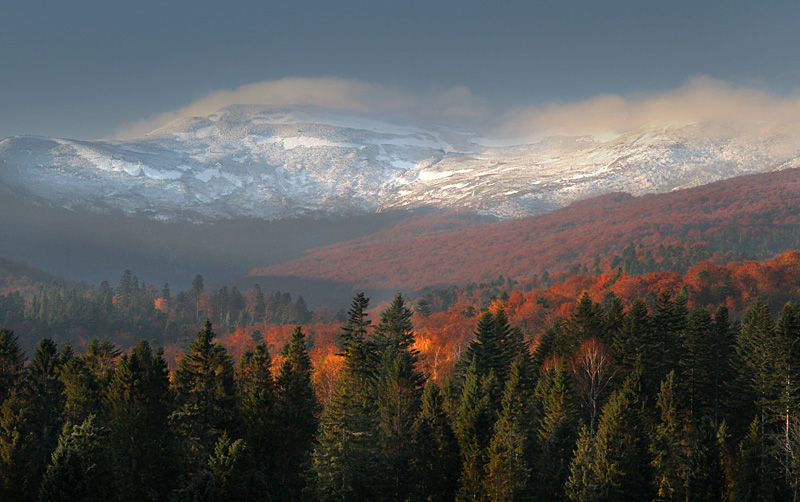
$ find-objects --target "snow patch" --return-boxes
[418,170,454,181]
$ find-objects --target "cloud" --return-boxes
[500,76,800,139]
[114,78,489,138]
[115,76,800,141]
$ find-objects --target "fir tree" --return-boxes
[410,382,460,502]
[104,340,172,501]
[565,367,652,502]
[484,355,532,502]
[533,363,578,502]
[0,328,24,404]
[38,415,111,502]
[235,343,276,487]
[313,295,381,501]
[274,326,318,501]
[171,320,236,465]
[650,372,686,502]
[24,338,65,496]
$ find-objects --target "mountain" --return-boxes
[2,105,800,221]
[252,166,800,291]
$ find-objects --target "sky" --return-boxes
[2,0,799,140]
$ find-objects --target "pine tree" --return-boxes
[410,382,460,502]
[274,325,318,501]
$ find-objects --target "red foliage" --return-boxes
[252,167,800,291]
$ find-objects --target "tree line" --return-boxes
[3,289,800,500]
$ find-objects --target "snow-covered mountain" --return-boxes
[2,105,799,221]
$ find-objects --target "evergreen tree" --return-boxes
[484,355,531,501]
[24,338,65,495]
[0,328,24,404]
[171,320,236,466]
[313,295,381,501]
[454,361,493,502]
[650,372,686,502]
[711,305,735,426]
[732,417,783,502]
[0,394,33,500]
[565,367,652,502]
[274,326,318,501]
[38,415,111,502]
[410,382,460,502]
[686,417,725,502]
[612,299,649,373]
[772,301,800,485]
[104,340,172,501]
[373,293,415,354]
[679,307,716,421]
[235,343,276,485]
[737,299,778,429]
[533,364,578,502]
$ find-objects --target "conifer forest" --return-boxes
[4,257,800,501]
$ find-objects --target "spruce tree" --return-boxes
[484,355,531,502]
[372,294,424,501]
[235,343,276,491]
[410,382,460,502]
[679,307,716,422]
[0,328,24,403]
[650,372,686,502]
[736,299,778,429]
[533,363,578,502]
[171,320,236,466]
[24,338,65,496]
[565,367,652,502]
[38,415,111,502]
[274,325,318,501]
[0,394,33,500]
[313,294,381,501]
[104,340,172,501]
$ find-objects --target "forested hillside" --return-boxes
[5,252,800,499]
[254,166,800,290]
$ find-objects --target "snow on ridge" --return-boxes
[3,108,799,222]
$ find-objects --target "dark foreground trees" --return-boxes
[4,291,800,500]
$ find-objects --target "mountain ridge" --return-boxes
[3,105,799,222]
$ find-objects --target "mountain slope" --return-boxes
[252,166,800,290]
[2,105,799,221]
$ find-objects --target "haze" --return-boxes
[2,0,799,140]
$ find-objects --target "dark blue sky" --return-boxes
[2,0,798,139]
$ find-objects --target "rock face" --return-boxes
[2,104,799,221]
